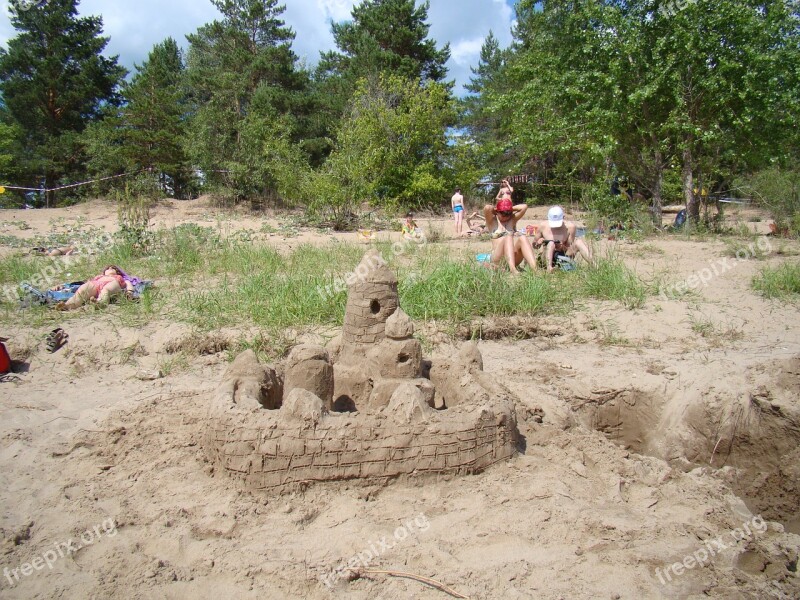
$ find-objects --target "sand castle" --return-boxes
[204,250,520,492]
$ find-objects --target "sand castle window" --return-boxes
[398,353,410,363]
[370,299,380,314]
[333,395,356,413]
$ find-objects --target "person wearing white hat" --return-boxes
[532,205,593,271]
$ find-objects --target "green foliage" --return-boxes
[313,0,451,152]
[184,0,310,202]
[459,31,512,177]
[480,0,800,222]
[738,166,800,236]
[0,0,126,203]
[115,175,160,254]
[309,74,455,220]
[583,183,652,233]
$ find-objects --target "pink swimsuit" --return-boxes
[90,274,125,297]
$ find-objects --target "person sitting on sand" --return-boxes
[532,206,593,272]
[461,211,487,236]
[55,265,134,310]
[401,212,424,240]
[482,198,538,274]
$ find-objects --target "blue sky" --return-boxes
[0,0,518,95]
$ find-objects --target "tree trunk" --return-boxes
[682,144,698,222]
[651,144,663,227]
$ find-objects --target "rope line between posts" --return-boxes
[1,170,144,193]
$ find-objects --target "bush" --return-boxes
[582,182,651,234]
[738,166,800,236]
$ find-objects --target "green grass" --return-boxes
[0,226,654,342]
[752,262,800,298]
[578,251,649,309]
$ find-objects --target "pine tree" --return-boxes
[460,31,511,177]
[184,0,309,200]
[313,0,451,144]
[122,38,193,197]
[0,0,126,206]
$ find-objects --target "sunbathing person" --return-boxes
[55,265,134,310]
[532,206,593,271]
[483,198,538,274]
[32,245,76,256]
[461,211,487,236]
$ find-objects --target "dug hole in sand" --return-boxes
[0,199,798,599]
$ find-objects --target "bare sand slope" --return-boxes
[1,199,798,599]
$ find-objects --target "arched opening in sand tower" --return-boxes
[332,395,356,413]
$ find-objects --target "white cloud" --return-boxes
[0,0,516,94]
[450,36,485,66]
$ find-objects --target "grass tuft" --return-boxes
[752,262,800,298]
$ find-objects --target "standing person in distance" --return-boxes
[451,187,465,236]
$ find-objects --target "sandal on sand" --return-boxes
[45,328,68,353]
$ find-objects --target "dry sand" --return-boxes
[1,198,799,599]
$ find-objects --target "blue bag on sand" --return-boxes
[476,253,491,263]
[555,254,577,272]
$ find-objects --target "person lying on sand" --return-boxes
[31,245,76,256]
[461,211,487,236]
[483,198,538,274]
[55,265,134,310]
[532,205,593,272]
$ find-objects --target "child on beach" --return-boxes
[451,187,465,236]
[401,212,423,240]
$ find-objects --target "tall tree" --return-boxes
[308,74,455,223]
[184,0,309,200]
[460,31,512,178]
[498,0,798,224]
[123,38,191,196]
[0,0,126,206]
[313,0,451,143]
[84,38,193,197]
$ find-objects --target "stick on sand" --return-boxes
[347,568,470,598]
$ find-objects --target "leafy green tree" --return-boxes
[0,0,126,206]
[492,0,799,226]
[313,0,451,145]
[184,0,310,201]
[308,74,455,223]
[651,0,800,222]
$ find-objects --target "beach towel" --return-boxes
[19,279,154,308]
